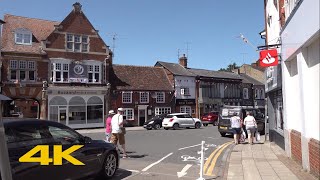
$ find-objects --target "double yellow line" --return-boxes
[203,141,233,176]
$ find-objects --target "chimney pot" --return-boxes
[73,2,82,13]
[179,54,188,68]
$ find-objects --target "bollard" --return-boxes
[197,141,205,180]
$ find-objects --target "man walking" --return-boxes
[110,108,128,158]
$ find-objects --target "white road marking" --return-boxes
[178,143,201,150]
[141,152,173,172]
[177,164,193,178]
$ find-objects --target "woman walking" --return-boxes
[244,111,257,145]
[230,112,242,144]
[105,110,115,142]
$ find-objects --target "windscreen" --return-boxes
[221,108,241,117]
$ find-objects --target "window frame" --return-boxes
[122,92,132,103]
[139,92,149,103]
[180,106,192,115]
[156,92,165,103]
[181,87,190,96]
[9,60,36,82]
[15,29,32,45]
[66,34,89,52]
[155,107,171,115]
[123,108,134,120]
[243,88,249,99]
[52,62,69,83]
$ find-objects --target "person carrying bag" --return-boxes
[111,108,128,158]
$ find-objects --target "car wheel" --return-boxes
[213,121,219,126]
[146,127,152,130]
[154,124,161,130]
[195,122,201,129]
[173,123,179,130]
[220,132,226,137]
[101,151,118,178]
[164,127,169,130]
[203,124,208,127]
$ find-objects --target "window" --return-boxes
[48,126,80,145]
[180,106,191,115]
[66,34,89,52]
[243,88,249,99]
[88,65,101,83]
[9,60,36,81]
[122,92,132,103]
[140,92,149,103]
[123,108,134,120]
[15,29,32,45]
[181,88,190,96]
[155,107,171,115]
[52,62,69,82]
[156,92,165,103]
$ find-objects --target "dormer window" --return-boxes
[15,29,32,45]
[66,34,89,52]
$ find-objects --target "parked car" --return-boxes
[201,111,219,126]
[143,114,167,130]
[1,118,120,180]
[218,106,265,137]
[162,113,202,130]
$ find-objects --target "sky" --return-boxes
[0,0,265,71]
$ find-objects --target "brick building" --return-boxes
[1,3,113,128]
[109,65,174,126]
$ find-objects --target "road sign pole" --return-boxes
[197,141,205,180]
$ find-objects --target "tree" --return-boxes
[218,62,240,72]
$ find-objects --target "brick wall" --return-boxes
[309,138,320,178]
[291,130,302,164]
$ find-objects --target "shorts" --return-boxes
[232,128,241,135]
[246,127,256,135]
[111,133,125,145]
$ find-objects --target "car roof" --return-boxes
[2,118,65,128]
[167,113,189,115]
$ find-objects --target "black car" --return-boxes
[1,119,120,180]
[143,114,167,130]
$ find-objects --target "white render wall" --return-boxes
[174,76,196,99]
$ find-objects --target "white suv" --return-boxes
[162,113,202,130]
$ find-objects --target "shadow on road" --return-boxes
[94,169,133,180]
[128,154,148,158]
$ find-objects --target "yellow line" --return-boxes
[205,141,233,176]
[203,141,232,174]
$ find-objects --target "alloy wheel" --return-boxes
[104,153,117,177]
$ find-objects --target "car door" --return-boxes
[46,124,102,180]
[6,124,55,180]
[185,114,195,127]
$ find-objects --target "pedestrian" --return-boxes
[230,112,241,144]
[244,111,257,145]
[105,110,115,142]
[110,107,128,158]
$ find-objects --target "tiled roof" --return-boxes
[239,73,264,85]
[188,68,242,80]
[110,65,174,91]
[155,61,196,77]
[1,14,59,54]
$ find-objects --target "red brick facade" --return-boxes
[309,138,320,178]
[290,130,302,164]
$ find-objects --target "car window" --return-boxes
[176,115,185,118]
[166,114,174,118]
[48,126,81,145]
[185,114,192,118]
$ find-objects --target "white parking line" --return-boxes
[178,143,201,150]
[141,152,173,172]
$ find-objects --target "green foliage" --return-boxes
[218,62,240,72]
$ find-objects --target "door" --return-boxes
[139,109,146,126]
[59,107,67,125]
[185,114,195,127]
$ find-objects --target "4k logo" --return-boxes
[19,145,85,165]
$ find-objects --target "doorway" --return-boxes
[59,107,67,125]
[138,109,146,126]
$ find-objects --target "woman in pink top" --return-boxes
[106,110,115,142]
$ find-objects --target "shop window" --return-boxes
[87,96,103,124]
[156,92,165,103]
[243,88,249,99]
[140,92,149,103]
[155,107,171,115]
[180,106,191,115]
[122,92,132,103]
[10,60,36,82]
[123,108,134,120]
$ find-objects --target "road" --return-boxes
[83,125,235,180]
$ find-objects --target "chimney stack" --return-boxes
[179,54,188,68]
[73,2,82,13]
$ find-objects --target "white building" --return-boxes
[281,0,319,177]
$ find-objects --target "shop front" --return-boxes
[47,88,107,129]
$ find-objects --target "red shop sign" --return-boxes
[259,49,278,67]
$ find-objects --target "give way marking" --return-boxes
[177,164,193,178]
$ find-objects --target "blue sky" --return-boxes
[0,0,265,70]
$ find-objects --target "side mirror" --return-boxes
[83,136,92,144]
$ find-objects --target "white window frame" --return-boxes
[66,34,89,52]
[15,29,32,45]
[156,92,165,103]
[123,108,134,120]
[88,65,101,83]
[155,107,171,115]
[181,87,190,96]
[140,92,149,103]
[243,88,249,99]
[52,62,69,83]
[9,60,36,82]
[122,92,132,103]
[180,106,192,115]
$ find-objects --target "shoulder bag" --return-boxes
[118,115,126,134]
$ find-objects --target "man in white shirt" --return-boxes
[110,108,127,158]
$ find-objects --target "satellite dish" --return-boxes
[151,92,157,99]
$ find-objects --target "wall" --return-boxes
[234,65,265,83]
[174,76,196,99]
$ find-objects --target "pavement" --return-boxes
[76,126,144,134]
[226,137,318,180]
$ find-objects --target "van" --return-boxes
[218,106,265,137]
